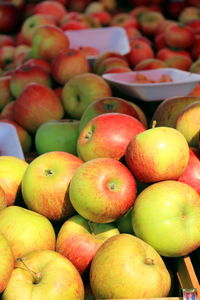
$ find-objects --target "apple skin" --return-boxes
[62,73,112,119]
[2,250,84,300]
[132,180,200,257]
[0,101,15,120]
[0,156,28,206]
[164,23,195,49]
[9,64,52,98]
[21,14,56,45]
[31,24,70,62]
[78,96,146,133]
[51,48,90,85]
[0,232,14,294]
[125,127,189,183]
[90,234,171,299]
[35,119,80,155]
[22,151,83,221]
[175,101,200,148]
[0,206,56,260]
[0,3,21,33]
[56,214,120,274]
[178,148,200,194]
[0,76,13,110]
[77,112,146,162]
[151,96,200,128]
[69,157,137,223]
[115,208,134,234]
[138,11,165,36]
[13,82,64,133]
[0,186,6,210]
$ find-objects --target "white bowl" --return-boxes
[102,68,200,101]
[0,122,24,159]
[65,26,130,63]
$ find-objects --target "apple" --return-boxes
[13,82,64,133]
[0,156,28,206]
[178,6,200,24]
[0,232,14,294]
[95,56,130,75]
[178,148,200,194]
[191,36,200,60]
[77,112,146,162]
[151,96,200,128]
[69,157,137,223]
[13,44,32,68]
[156,47,192,61]
[138,11,165,36]
[128,101,148,128]
[22,58,51,73]
[0,76,13,110]
[0,206,56,260]
[134,58,167,71]
[35,119,80,155]
[125,126,189,183]
[9,64,52,98]
[0,119,32,153]
[78,96,147,133]
[56,214,120,274]
[165,55,192,71]
[126,39,154,67]
[115,208,134,234]
[87,10,112,26]
[93,51,127,74]
[32,0,67,24]
[90,234,171,298]
[132,180,200,256]
[31,24,70,62]
[0,34,15,47]
[2,250,85,300]
[62,72,112,119]
[110,13,139,30]
[0,101,15,120]
[190,58,200,74]
[51,48,90,85]
[0,2,21,33]
[0,46,15,70]
[0,186,6,210]
[21,14,56,46]
[67,0,92,12]
[189,83,200,97]
[22,151,83,221]
[175,101,200,148]
[164,23,195,49]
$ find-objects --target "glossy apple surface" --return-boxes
[90,234,171,298]
[0,206,56,260]
[2,250,84,300]
[69,157,137,223]
[56,214,119,274]
[22,151,83,221]
[132,180,200,256]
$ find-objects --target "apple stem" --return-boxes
[145,257,155,265]
[88,220,95,234]
[152,120,157,128]
[16,257,41,284]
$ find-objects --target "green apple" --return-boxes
[35,119,80,155]
[0,232,14,294]
[2,250,84,300]
[90,234,171,298]
[115,208,134,234]
[132,180,200,256]
[61,72,112,119]
[22,151,83,221]
[56,214,120,274]
[0,156,28,206]
[0,206,56,260]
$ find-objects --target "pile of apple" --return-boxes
[0,0,200,299]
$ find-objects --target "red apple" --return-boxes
[77,112,146,162]
[0,46,15,70]
[9,64,52,98]
[164,23,195,49]
[31,24,70,62]
[95,56,130,75]
[0,2,21,33]
[0,75,13,110]
[126,39,154,67]
[157,47,191,61]
[22,151,83,221]
[178,148,200,194]
[139,11,165,36]
[32,0,67,24]
[13,82,64,133]
[125,126,190,183]
[69,157,137,223]
[134,58,166,71]
[0,101,15,120]
[0,34,15,47]
[56,214,119,274]
[165,55,192,71]
[22,58,51,73]
[51,48,90,85]
[110,13,139,30]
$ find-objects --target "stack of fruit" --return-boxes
[0,0,200,299]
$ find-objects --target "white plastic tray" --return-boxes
[65,27,130,61]
[0,122,25,159]
[102,68,200,101]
